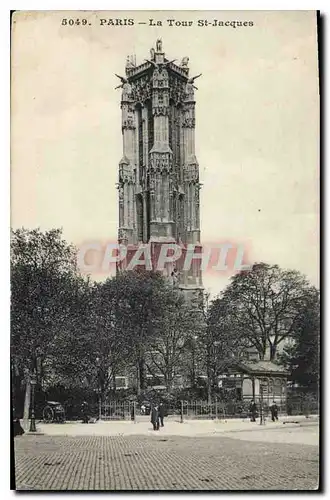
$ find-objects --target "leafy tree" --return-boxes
[113,270,169,394]
[280,289,320,391]
[88,278,131,395]
[11,228,79,386]
[217,263,316,361]
[204,295,243,402]
[47,275,96,390]
[145,287,199,391]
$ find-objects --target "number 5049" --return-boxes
[61,19,89,26]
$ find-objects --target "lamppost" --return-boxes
[191,335,198,388]
[95,357,102,421]
[259,377,268,426]
[29,370,37,432]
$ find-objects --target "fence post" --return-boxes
[99,394,102,421]
[215,397,218,420]
[134,401,136,424]
[180,400,183,423]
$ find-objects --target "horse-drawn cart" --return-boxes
[42,401,65,423]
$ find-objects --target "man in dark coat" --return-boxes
[249,400,257,422]
[81,401,89,423]
[13,418,24,436]
[150,405,159,431]
[158,402,165,427]
[130,403,135,421]
[270,401,279,422]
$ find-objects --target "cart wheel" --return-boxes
[58,412,65,423]
[43,406,54,423]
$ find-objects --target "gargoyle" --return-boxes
[115,74,129,89]
[187,73,202,84]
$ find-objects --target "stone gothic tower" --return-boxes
[117,40,203,298]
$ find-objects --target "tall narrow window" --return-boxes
[178,194,184,241]
[136,104,143,185]
[169,102,181,181]
[136,194,143,242]
[146,191,151,241]
[176,105,181,174]
[147,100,154,153]
[169,101,174,152]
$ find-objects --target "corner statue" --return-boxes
[180,56,189,67]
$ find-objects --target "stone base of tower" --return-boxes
[117,241,204,301]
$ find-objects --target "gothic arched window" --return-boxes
[136,103,143,185]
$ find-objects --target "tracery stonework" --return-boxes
[117,40,203,295]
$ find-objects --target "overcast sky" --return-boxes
[11,10,319,296]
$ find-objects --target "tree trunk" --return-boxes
[165,370,173,392]
[270,344,277,361]
[206,360,212,405]
[112,371,116,392]
[136,362,141,396]
[207,378,212,405]
[23,379,31,431]
[191,346,196,387]
[139,359,145,391]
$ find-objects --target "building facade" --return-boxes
[117,40,203,299]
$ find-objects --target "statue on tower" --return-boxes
[156,38,162,52]
[125,55,136,70]
[180,56,189,67]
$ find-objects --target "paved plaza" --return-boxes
[13,418,319,491]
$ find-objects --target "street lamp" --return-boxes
[191,335,198,388]
[95,357,102,420]
[259,377,268,426]
[29,371,37,432]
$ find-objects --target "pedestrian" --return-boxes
[13,418,24,437]
[249,399,257,422]
[150,405,160,431]
[270,401,279,422]
[130,403,135,421]
[81,401,89,424]
[158,402,165,427]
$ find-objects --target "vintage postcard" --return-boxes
[11,11,320,491]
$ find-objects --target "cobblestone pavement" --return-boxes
[14,433,319,491]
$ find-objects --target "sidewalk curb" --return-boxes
[24,432,45,436]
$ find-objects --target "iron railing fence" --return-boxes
[173,399,319,421]
[99,401,135,420]
[97,397,319,421]
[286,399,319,417]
